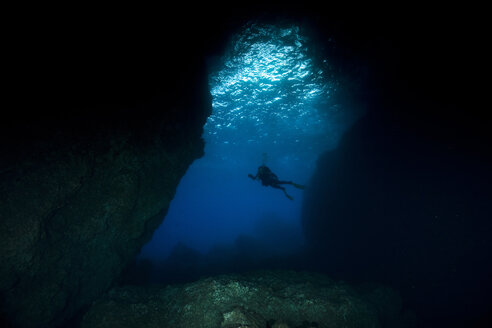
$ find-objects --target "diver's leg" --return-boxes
[283,189,294,200]
[271,184,293,200]
[278,180,305,189]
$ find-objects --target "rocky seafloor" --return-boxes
[81,270,415,328]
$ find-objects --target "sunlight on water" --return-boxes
[206,23,341,166]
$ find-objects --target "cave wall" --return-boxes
[302,116,492,327]
[0,13,227,328]
[0,114,206,328]
[301,14,491,327]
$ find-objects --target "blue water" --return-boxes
[140,22,355,262]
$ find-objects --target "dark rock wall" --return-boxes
[302,121,491,327]
[300,11,490,327]
[0,121,206,327]
[0,12,226,328]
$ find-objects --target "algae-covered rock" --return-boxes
[81,270,411,328]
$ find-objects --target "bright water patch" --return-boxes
[206,23,342,167]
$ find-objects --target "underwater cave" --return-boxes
[1,6,491,328]
[138,22,359,268]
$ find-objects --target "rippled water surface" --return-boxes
[206,23,344,166]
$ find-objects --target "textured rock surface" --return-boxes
[0,20,213,327]
[81,270,410,328]
[0,126,206,328]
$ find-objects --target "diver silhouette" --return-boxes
[248,164,305,200]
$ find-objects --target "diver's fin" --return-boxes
[292,183,305,189]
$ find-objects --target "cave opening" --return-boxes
[137,21,356,283]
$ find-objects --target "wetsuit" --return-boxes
[248,165,304,200]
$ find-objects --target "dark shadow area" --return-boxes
[122,240,304,286]
[300,14,492,327]
[301,115,492,327]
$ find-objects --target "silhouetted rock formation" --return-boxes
[0,15,218,328]
[301,83,492,327]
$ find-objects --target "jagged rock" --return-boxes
[81,270,410,328]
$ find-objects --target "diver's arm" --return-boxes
[248,167,262,180]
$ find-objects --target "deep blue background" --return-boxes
[139,157,307,260]
[139,23,352,262]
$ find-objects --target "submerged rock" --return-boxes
[0,43,211,328]
[221,307,266,328]
[81,270,411,328]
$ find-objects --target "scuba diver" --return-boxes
[248,159,305,200]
